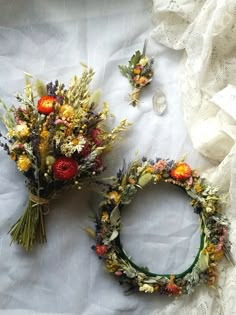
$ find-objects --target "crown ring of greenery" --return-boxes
[92,157,232,296]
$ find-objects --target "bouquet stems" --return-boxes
[9,194,48,251]
[130,87,141,106]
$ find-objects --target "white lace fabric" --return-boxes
[152,1,236,314]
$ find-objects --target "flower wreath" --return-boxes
[92,158,232,296]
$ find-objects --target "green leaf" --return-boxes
[121,185,137,205]
[138,173,152,187]
[109,229,119,241]
[118,65,130,78]
[129,50,141,67]
[110,205,120,226]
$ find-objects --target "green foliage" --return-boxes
[129,50,141,68]
[118,65,130,78]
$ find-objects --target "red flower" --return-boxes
[80,142,91,158]
[95,244,108,256]
[170,162,192,181]
[94,156,103,170]
[91,128,103,146]
[37,96,57,114]
[166,275,181,295]
[53,157,78,180]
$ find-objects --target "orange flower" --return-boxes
[170,162,192,180]
[133,66,141,75]
[138,76,148,86]
[37,96,57,114]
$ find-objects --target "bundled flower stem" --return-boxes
[118,40,154,106]
[0,65,129,250]
[10,197,47,250]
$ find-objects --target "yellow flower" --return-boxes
[40,130,49,139]
[108,191,120,204]
[145,166,153,174]
[59,105,74,120]
[213,250,224,261]
[10,152,16,161]
[15,124,30,138]
[154,174,162,181]
[72,138,79,146]
[101,211,109,222]
[139,284,154,293]
[17,155,31,172]
[105,259,118,273]
[8,130,15,137]
[194,183,202,193]
[139,56,149,67]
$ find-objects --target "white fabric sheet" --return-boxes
[0,1,217,314]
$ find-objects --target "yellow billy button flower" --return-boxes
[107,191,120,204]
[15,124,30,138]
[17,155,31,172]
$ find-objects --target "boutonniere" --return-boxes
[119,40,154,106]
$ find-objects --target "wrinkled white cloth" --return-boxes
[152,0,236,314]
[0,0,230,314]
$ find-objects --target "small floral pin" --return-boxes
[118,39,154,106]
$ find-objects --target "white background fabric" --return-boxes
[0,0,232,314]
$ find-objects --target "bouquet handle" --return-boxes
[9,192,48,251]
